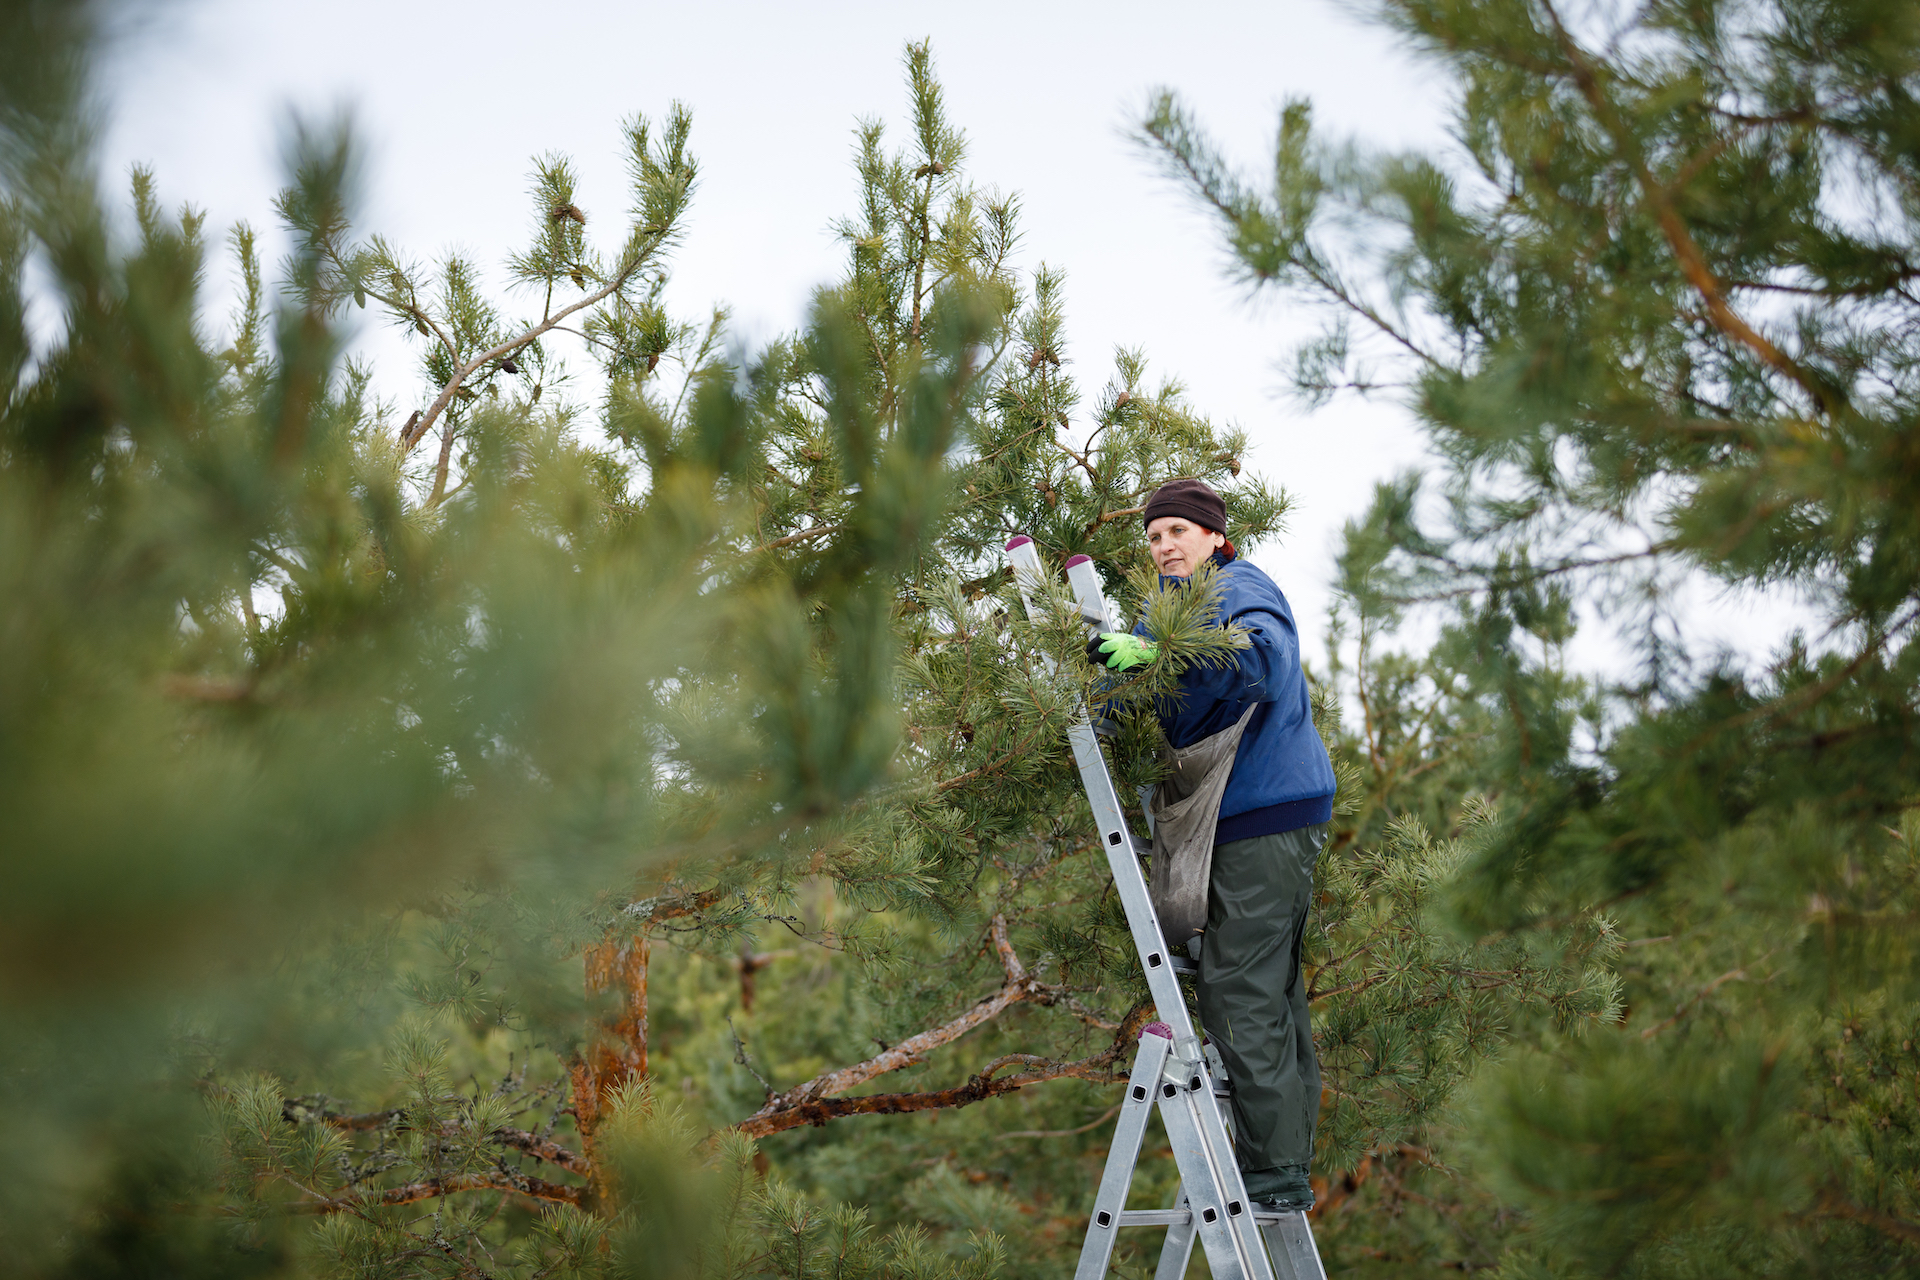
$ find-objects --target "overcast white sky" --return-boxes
[96,0,1810,676]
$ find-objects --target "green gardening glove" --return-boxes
[1085,631,1159,671]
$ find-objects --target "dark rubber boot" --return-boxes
[1242,1162,1315,1210]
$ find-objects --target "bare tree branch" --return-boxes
[734,1001,1156,1140]
[733,915,1121,1138]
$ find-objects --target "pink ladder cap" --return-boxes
[1141,1022,1174,1041]
[1005,534,1033,550]
[1063,554,1092,568]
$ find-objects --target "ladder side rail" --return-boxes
[1181,1082,1278,1275]
[1153,1047,1264,1280]
[1260,1214,1329,1280]
[1064,555,1119,632]
[1074,1029,1174,1280]
[1005,538,1196,1041]
[1153,1197,1200,1280]
[1067,721,1199,1042]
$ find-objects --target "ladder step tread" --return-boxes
[1115,1209,1301,1228]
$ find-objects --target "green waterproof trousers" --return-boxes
[1195,823,1327,1172]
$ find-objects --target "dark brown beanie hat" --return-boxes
[1143,478,1227,533]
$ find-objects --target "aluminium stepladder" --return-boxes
[1003,534,1328,1280]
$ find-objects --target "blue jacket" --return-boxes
[1137,553,1336,840]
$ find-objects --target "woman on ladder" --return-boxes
[1084,477,1337,1213]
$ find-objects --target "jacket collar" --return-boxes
[1157,549,1236,589]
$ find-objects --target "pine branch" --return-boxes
[300,1104,590,1175]
[934,737,1040,794]
[1053,436,1098,484]
[489,1127,590,1175]
[1083,505,1144,537]
[406,248,665,475]
[1538,0,1831,416]
[289,1171,584,1214]
[997,1098,1123,1139]
[755,523,844,552]
[625,886,732,923]
[1638,946,1782,1040]
[1815,1190,1920,1247]
[740,915,1036,1116]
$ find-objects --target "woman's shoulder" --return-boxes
[1218,557,1296,621]
[1218,555,1280,596]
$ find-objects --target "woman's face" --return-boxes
[1146,516,1225,579]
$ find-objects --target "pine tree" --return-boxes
[1145,0,1920,1272]
[0,7,980,1272]
[4,10,1622,1278]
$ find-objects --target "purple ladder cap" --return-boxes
[1005,534,1033,550]
[1141,1022,1174,1041]
[1063,554,1092,569]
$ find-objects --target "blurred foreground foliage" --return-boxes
[4,4,1653,1279]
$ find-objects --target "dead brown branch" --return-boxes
[734,922,1147,1138]
[491,1127,591,1175]
[734,1001,1156,1140]
[740,916,1038,1123]
[628,886,732,925]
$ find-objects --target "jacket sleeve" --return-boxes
[1176,604,1298,704]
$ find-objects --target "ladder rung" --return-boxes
[1114,1208,1298,1228]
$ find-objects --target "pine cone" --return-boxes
[500,355,520,375]
[551,203,587,225]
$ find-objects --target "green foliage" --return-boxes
[1148,0,1920,1271]
[3,10,1656,1280]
